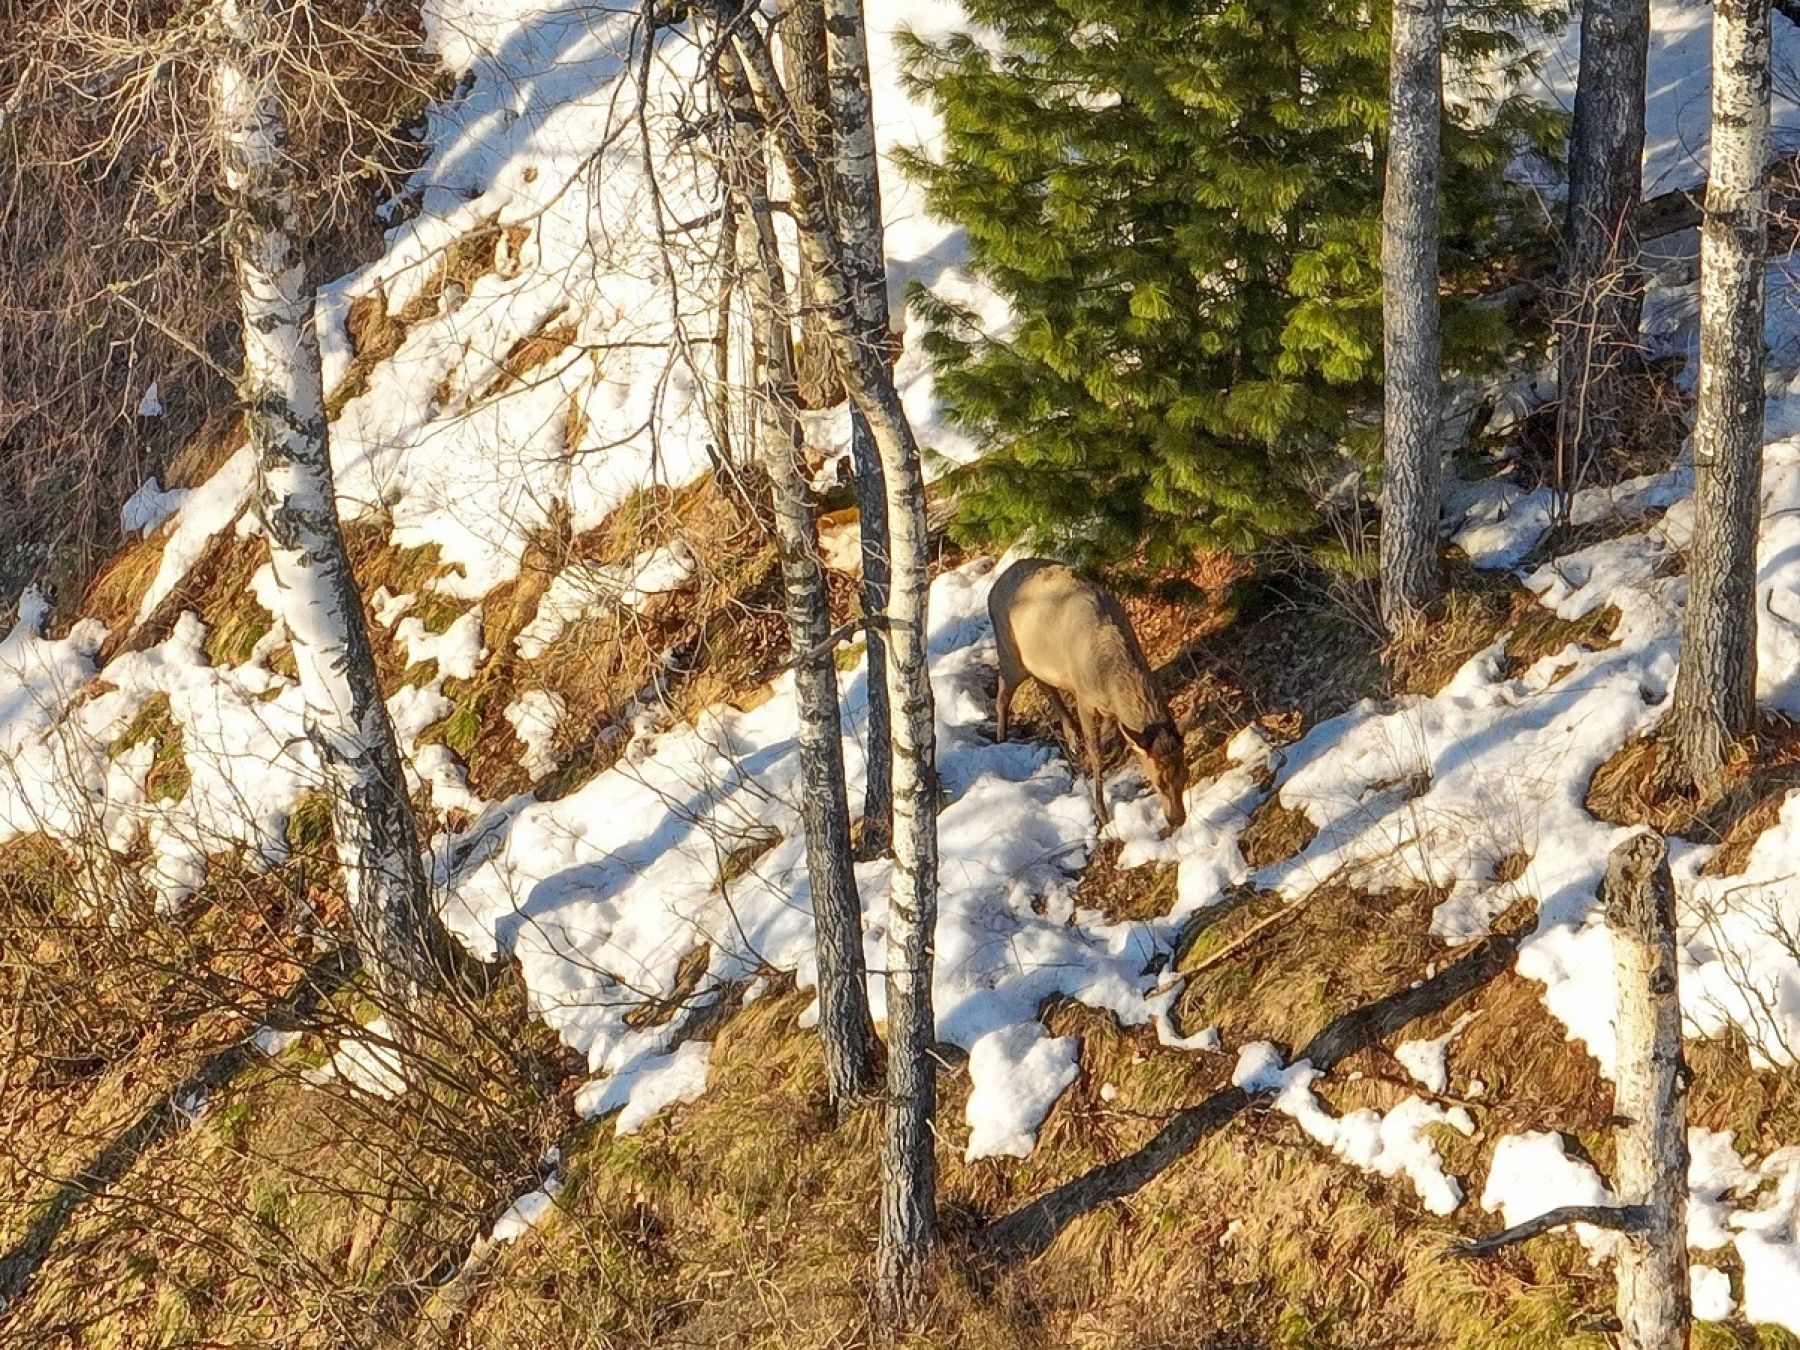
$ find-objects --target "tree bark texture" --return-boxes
[695,8,941,1316]
[1666,0,1770,792]
[781,0,843,410]
[1555,0,1650,504]
[713,59,880,1113]
[1379,0,1446,630]
[1602,832,1690,1350]
[211,0,458,1002]
[824,0,894,855]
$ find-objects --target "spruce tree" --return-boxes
[900,0,1556,572]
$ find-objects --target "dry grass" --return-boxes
[1587,716,1800,849]
[1072,839,1178,923]
[1497,603,1621,680]
[1239,798,1318,870]
[1386,572,1526,697]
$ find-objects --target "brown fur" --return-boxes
[987,558,1188,830]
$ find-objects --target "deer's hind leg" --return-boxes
[1041,684,1082,759]
[995,648,1027,742]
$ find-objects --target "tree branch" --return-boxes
[1447,1204,1648,1259]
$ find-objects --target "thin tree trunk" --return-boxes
[712,59,880,1113]
[1602,832,1690,1350]
[1555,0,1650,509]
[823,0,894,856]
[1665,0,1770,793]
[211,0,459,1002]
[1379,0,1445,631]
[697,10,940,1315]
[782,0,842,410]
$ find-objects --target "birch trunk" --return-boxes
[1555,0,1650,505]
[699,12,939,1315]
[1602,832,1690,1350]
[1666,0,1769,792]
[211,0,458,1001]
[781,0,842,409]
[713,60,880,1113]
[824,0,894,856]
[1379,0,1446,631]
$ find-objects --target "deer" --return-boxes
[987,557,1189,833]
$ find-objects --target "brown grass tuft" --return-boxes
[1238,795,1317,870]
[1499,603,1621,680]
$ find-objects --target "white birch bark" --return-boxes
[712,57,880,1113]
[1602,832,1690,1350]
[1379,0,1446,630]
[1666,0,1770,792]
[697,11,940,1315]
[823,0,895,855]
[781,0,842,410]
[211,0,458,1001]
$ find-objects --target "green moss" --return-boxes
[439,702,483,757]
[108,693,174,759]
[204,609,272,669]
[109,693,189,804]
[284,790,333,854]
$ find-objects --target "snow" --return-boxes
[489,1176,562,1243]
[136,380,163,417]
[1394,1012,1477,1096]
[504,690,565,780]
[1731,1148,1800,1334]
[575,1040,712,1135]
[1690,1263,1735,1322]
[252,1024,303,1057]
[1233,1042,1474,1214]
[310,1017,408,1099]
[1480,1131,1619,1258]
[515,544,697,660]
[120,477,188,536]
[1688,1127,1759,1250]
[963,1023,1081,1160]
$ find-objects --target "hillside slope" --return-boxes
[9,1,1800,1345]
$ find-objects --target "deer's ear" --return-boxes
[1121,723,1155,753]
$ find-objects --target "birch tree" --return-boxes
[1453,831,1690,1350]
[693,1,941,1314]
[1555,0,1650,507]
[823,0,896,856]
[1664,0,1770,793]
[211,0,460,1001]
[1378,0,1446,631]
[711,56,880,1114]
[781,0,841,409]
[1605,833,1690,1350]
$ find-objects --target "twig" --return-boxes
[1447,1204,1647,1259]
[781,614,890,671]
[1182,898,1307,976]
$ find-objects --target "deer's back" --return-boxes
[988,559,1160,723]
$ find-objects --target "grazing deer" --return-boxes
[987,558,1188,832]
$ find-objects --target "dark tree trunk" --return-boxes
[711,60,880,1115]
[1602,832,1690,1350]
[781,0,843,410]
[1555,0,1650,507]
[211,0,461,1003]
[823,0,894,856]
[694,7,941,1317]
[1665,0,1770,793]
[1379,0,1446,631]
